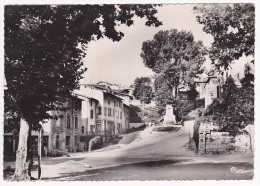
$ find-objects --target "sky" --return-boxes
[80,4,215,87]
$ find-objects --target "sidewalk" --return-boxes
[3,130,141,180]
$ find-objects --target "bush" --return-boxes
[196,98,205,108]
[205,76,254,135]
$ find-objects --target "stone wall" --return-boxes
[198,131,252,154]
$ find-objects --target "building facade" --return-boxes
[196,76,221,108]
[77,84,131,143]
[46,96,83,154]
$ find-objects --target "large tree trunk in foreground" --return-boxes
[13,118,30,181]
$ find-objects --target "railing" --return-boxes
[82,131,114,137]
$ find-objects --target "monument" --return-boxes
[163,104,176,125]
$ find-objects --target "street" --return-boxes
[48,161,253,181]
[25,119,253,181]
[4,119,254,181]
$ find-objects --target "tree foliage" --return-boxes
[5,5,162,128]
[4,4,162,180]
[194,3,255,69]
[205,74,254,134]
[187,83,199,101]
[153,75,174,114]
[4,90,20,135]
[141,29,207,98]
[132,77,154,104]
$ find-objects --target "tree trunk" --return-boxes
[27,127,33,179]
[12,118,30,181]
[171,85,178,99]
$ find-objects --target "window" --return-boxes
[114,100,116,107]
[108,108,111,116]
[117,123,122,132]
[107,121,110,131]
[104,107,107,116]
[75,136,77,146]
[120,112,122,119]
[96,124,101,132]
[90,110,94,119]
[90,100,92,107]
[113,109,114,117]
[66,136,70,146]
[81,126,84,133]
[74,101,78,111]
[75,116,78,128]
[119,101,122,108]
[56,135,59,149]
[98,107,102,115]
[90,125,95,134]
[111,122,115,132]
[57,118,61,127]
[67,116,70,128]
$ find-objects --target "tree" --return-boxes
[141,29,207,99]
[187,83,199,108]
[153,75,174,114]
[133,77,154,104]
[5,5,162,180]
[205,74,254,135]
[193,3,255,69]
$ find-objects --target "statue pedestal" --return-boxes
[163,105,176,125]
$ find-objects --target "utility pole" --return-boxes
[205,133,207,154]
[38,126,43,180]
[188,130,191,149]
[249,124,252,152]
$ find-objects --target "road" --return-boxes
[34,120,254,181]
[50,161,253,181]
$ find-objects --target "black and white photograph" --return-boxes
[0,0,259,183]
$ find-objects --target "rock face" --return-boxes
[163,105,176,125]
[88,136,102,151]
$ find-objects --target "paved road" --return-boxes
[50,161,253,181]
[40,120,253,181]
[5,120,253,180]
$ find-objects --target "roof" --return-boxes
[81,84,111,92]
[80,84,130,101]
[195,76,218,83]
[104,92,123,100]
[74,93,99,102]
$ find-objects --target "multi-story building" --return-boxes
[44,96,83,154]
[4,96,83,156]
[76,84,130,143]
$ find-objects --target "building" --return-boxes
[196,68,243,108]
[76,84,131,143]
[3,96,83,157]
[196,76,221,108]
[44,96,83,154]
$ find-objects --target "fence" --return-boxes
[82,131,114,137]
